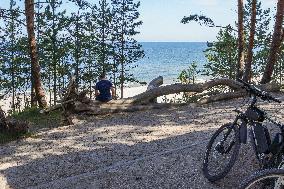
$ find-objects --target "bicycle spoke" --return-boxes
[207,125,237,176]
[275,177,284,189]
[241,170,284,189]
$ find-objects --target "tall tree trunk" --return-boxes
[31,0,40,107]
[75,11,80,87]
[120,37,124,98]
[120,54,124,98]
[120,0,126,99]
[25,0,47,108]
[261,0,284,84]
[236,0,245,80]
[30,82,37,107]
[10,2,16,112]
[102,0,106,73]
[243,0,257,82]
[52,2,57,105]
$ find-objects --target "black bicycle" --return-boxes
[202,79,283,182]
[239,168,284,189]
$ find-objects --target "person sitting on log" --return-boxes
[94,73,115,102]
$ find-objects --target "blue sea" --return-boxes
[132,42,209,86]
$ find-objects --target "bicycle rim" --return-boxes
[203,123,240,181]
[240,169,284,189]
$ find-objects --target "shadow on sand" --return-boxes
[1,101,261,189]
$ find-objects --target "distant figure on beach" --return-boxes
[95,73,115,102]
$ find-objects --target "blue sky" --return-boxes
[137,0,238,42]
[136,0,277,42]
[1,0,278,42]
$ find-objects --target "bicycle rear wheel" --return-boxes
[239,168,284,189]
[203,122,240,182]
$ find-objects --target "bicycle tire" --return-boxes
[239,168,284,189]
[203,122,241,182]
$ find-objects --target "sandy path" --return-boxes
[1,96,284,189]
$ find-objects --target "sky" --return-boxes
[137,0,239,42]
[136,0,277,42]
[1,0,278,42]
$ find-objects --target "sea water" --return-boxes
[131,42,209,86]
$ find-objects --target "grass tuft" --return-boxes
[0,107,62,144]
[11,107,62,131]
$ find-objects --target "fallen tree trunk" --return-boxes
[131,78,241,104]
[101,78,279,105]
[198,91,246,104]
[44,75,83,125]
[73,101,178,115]
[147,76,163,90]
[147,76,163,103]
[198,82,280,105]
[71,79,280,116]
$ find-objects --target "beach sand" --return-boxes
[1,95,284,188]
[120,86,147,98]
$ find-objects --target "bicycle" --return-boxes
[239,168,284,189]
[202,79,283,182]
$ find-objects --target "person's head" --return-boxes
[99,73,106,80]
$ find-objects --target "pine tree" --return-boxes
[203,27,238,79]
[111,0,144,98]
[65,0,90,88]
[261,0,284,84]
[37,0,69,105]
[93,0,113,74]
[236,0,245,80]
[243,0,257,82]
[0,0,30,112]
[82,11,99,98]
[25,0,47,108]
[243,0,272,80]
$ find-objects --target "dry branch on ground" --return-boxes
[45,77,280,118]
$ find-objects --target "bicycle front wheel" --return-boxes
[239,168,284,189]
[202,122,240,182]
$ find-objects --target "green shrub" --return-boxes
[11,107,62,131]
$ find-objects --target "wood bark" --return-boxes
[72,79,280,116]
[30,86,37,107]
[25,0,47,108]
[147,76,163,90]
[73,101,176,115]
[147,76,163,103]
[197,84,279,104]
[89,78,279,105]
[236,0,246,80]
[0,106,8,132]
[45,77,280,117]
[120,0,126,99]
[127,79,243,104]
[280,28,284,45]
[243,0,257,82]
[43,75,82,124]
[261,0,284,84]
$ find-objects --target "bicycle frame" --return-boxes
[232,95,261,143]
[230,95,284,167]
[203,79,283,182]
